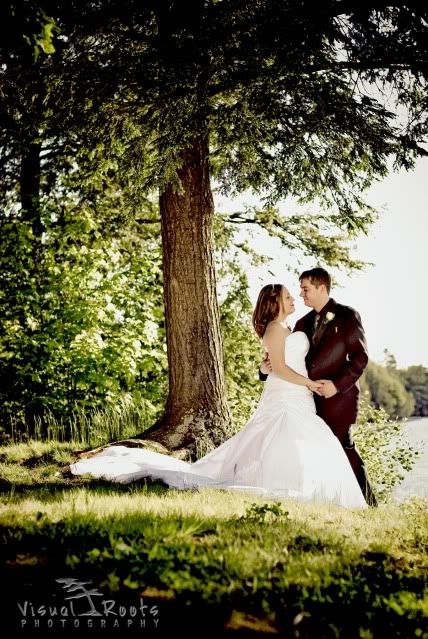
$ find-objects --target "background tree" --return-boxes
[353,399,421,502]
[0,187,167,436]
[384,349,399,371]
[399,365,428,416]
[361,361,415,419]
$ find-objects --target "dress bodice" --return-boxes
[263,330,310,391]
[284,331,310,376]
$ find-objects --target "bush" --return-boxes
[353,397,421,502]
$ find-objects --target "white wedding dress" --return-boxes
[70,332,367,509]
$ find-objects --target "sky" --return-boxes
[215,156,428,369]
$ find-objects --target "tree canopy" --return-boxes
[1,1,427,449]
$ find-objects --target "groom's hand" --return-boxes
[317,380,338,398]
[260,352,272,376]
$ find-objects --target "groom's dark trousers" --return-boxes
[260,298,377,507]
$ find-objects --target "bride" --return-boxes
[70,284,367,509]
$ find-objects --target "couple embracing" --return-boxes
[257,267,376,508]
[71,267,376,509]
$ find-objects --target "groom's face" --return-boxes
[300,278,324,308]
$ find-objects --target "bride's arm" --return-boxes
[263,324,322,391]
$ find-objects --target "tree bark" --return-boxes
[141,134,231,455]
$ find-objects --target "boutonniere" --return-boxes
[323,312,335,325]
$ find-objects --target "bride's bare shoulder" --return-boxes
[263,322,288,345]
[265,320,291,334]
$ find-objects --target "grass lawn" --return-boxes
[0,440,427,638]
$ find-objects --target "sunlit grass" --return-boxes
[0,439,82,463]
[1,480,426,556]
[0,438,426,554]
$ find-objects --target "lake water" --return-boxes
[392,416,428,503]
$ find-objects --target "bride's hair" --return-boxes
[252,284,284,338]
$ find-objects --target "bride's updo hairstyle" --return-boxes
[252,284,284,338]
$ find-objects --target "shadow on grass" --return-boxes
[0,474,172,502]
[1,541,426,639]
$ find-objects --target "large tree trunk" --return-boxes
[141,134,231,456]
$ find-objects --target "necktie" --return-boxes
[312,313,320,342]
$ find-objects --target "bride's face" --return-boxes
[281,287,295,317]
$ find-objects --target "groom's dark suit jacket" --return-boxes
[293,298,369,433]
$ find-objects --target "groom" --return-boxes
[259,267,377,507]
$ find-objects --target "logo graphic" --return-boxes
[17,577,160,630]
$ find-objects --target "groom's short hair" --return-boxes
[300,267,331,293]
